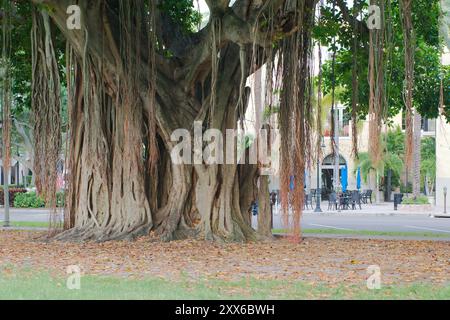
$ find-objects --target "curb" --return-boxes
[274,233,450,242]
[432,214,450,218]
[0,226,47,231]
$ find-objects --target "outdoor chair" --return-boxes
[338,193,350,210]
[360,190,367,204]
[362,190,372,204]
[328,192,338,210]
[350,190,362,210]
[310,189,317,202]
[304,194,313,210]
[251,201,258,216]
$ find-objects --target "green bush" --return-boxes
[400,183,413,194]
[401,196,430,205]
[56,192,65,207]
[13,191,65,208]
[13,192,45,208]
[0,187,28,206]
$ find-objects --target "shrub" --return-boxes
[13,192,45,208]
[401,196,430,205]
[56,192,65,207]
[0,187,28,206]
[400,183,413,194]
[13,191,65,208]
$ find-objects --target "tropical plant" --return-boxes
[401,195,430,205]
[356,128,405,190]
[13,191,64,208]
[13,192,45,208]
[420,137,436,195]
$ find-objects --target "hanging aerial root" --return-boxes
[400,0,415,170]
[276,0,315,242]
[367,0,386,168]
[31,8,62,234]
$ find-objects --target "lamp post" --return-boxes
[314,137,326,213]
[444,187,447,214]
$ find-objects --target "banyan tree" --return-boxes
[20,0,319,242]
[2,0,441,242]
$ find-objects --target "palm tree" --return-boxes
[357,128,405,199]
[420,137,436,196]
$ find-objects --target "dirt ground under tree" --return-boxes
[0,231,449,287]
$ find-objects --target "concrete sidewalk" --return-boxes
[0,226,48,231]
[275,233,450,242]
[272,202,439,216]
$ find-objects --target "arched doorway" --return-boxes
[322,154,347,198]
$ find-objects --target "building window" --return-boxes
[323,106,350,137]
[402,110,406,130]
[402,112,436,133]
[422,118,436,132]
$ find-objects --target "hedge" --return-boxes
[13,191,65,208]
[0,187,28,206]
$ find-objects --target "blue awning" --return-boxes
[341,165,348,192]
[356,167,362,190]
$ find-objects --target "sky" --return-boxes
[197,0,238,13]
[198,0,208,13]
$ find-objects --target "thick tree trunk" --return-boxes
[59,61,153,241]
[257,175,273,238]
[59,48,260,242]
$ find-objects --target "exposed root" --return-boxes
[50,221,153,243]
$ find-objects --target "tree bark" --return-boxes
[257,175,273,238]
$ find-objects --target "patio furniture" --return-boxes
[328,192,338,210]
[338,193,350,210]
[362,190,373,204]
[310,189,317,202]
[360,190,366,204]
[251,201,258,216]
[304,194,313,210]
[350,190,362,210]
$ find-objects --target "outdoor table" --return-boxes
[337,194,351,210]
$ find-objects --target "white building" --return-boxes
[435,49,450,211]
[0,157,29,186]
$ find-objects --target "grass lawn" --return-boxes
[0,231,449,300]
[0,271,449,300]
[273,228,450,238]
[3,222,450,239]
[5,221,50,228]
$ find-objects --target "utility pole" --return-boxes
[1,91,11,228]
[334,108,340,192]
[315,137,326,212]
[1,0,12,228]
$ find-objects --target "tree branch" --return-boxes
[205,0,231,15]
[335,0,369,38]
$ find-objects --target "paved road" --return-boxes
[300,213,450,234]
[0,208,62,223]
[255,204,450,238]
[2,207,450,238]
